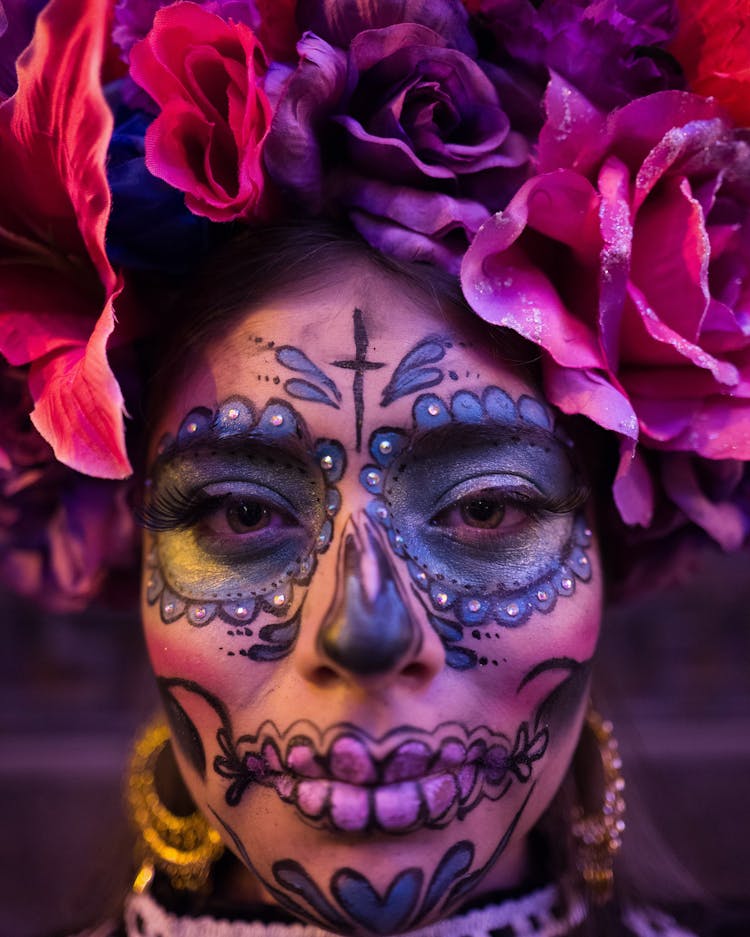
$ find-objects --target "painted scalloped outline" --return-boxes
[358,387,593,668]
[144,397,346,662]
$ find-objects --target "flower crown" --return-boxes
[1,0,748,609]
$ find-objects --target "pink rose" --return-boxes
[462,83,750,529]
[129,1,274,222]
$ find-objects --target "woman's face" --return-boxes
[141,261,602,935]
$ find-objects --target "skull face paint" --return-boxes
[140,260,603,934]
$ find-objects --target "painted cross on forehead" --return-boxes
[359,384,592,670]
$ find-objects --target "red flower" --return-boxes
[671,0,750,126]
[130,2,274,222]
[0,0,130,479]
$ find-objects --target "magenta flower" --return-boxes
[265,10,528,272]
[129,2,274,223]
[462,85,750,538]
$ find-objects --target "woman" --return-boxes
[1,0,748,935]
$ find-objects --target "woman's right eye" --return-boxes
[198,495,293,539]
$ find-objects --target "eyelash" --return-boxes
[137,485,245,532]
[430,484,589,529]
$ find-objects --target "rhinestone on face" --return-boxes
[427,403,440,417]
[186,422,198,434]
[272,593,286,607]
[394,534,404,545]
[227,408,240,421]
[235,606,248,619]
[320,454,334,470]
[580,556,589,566]
[163,603,174,616]
[417,572,428,583]
[366,470,381,487]
[506,602,519,618]
[376,507,388,520]
[584,528,592,538]
[467,599,481,613]
[317,532,328,546]
[378,440,392,454]
[270,413,284,427]
[193,606,207,621]
[435,592,449,607]
[561,577,573,591]
[537,590,548,602]
[326,499,338,515]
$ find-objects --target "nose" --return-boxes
[303,516,442,689]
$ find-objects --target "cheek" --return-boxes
[140,585,280,710]
[472,543,602,719]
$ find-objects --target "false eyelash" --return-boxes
[136,484,221,532]
[535,482,591,517]
[453,482,590,519]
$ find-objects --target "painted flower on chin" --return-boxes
[264,0,529,273]
[0,0,129,479]
[462,84,750,539]
[129,2,274,222]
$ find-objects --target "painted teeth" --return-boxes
[383,741,431,783]
[330,783,370,832]
[422,773,458,821]
[247,730,520,834]
[297,779,330,818]
[286,741,323,778]
[329,735,377,785]
[374,781,421,832]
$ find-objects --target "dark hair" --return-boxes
[144,218,540,423]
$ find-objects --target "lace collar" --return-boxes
[124,883,587,937]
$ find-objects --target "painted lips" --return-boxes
[239,729,528,834]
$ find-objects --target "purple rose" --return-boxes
[477,0,682,112]
[265,18,528,271]
[296,0,477,54]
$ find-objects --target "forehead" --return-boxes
[155,265,540,443]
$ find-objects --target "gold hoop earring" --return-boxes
[127,720,224,893]
[571,707,626,905]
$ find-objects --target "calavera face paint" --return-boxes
[358,388,591,669]
[140,261,603,935]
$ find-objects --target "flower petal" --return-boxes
[29,282,130,479]
[660,452,748,550]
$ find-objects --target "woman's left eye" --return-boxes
[432,494,528,532]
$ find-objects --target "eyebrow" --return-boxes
[148,431,314,477]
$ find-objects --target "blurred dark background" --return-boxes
[1,550,749,937]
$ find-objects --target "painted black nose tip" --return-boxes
[319,530,414,675]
